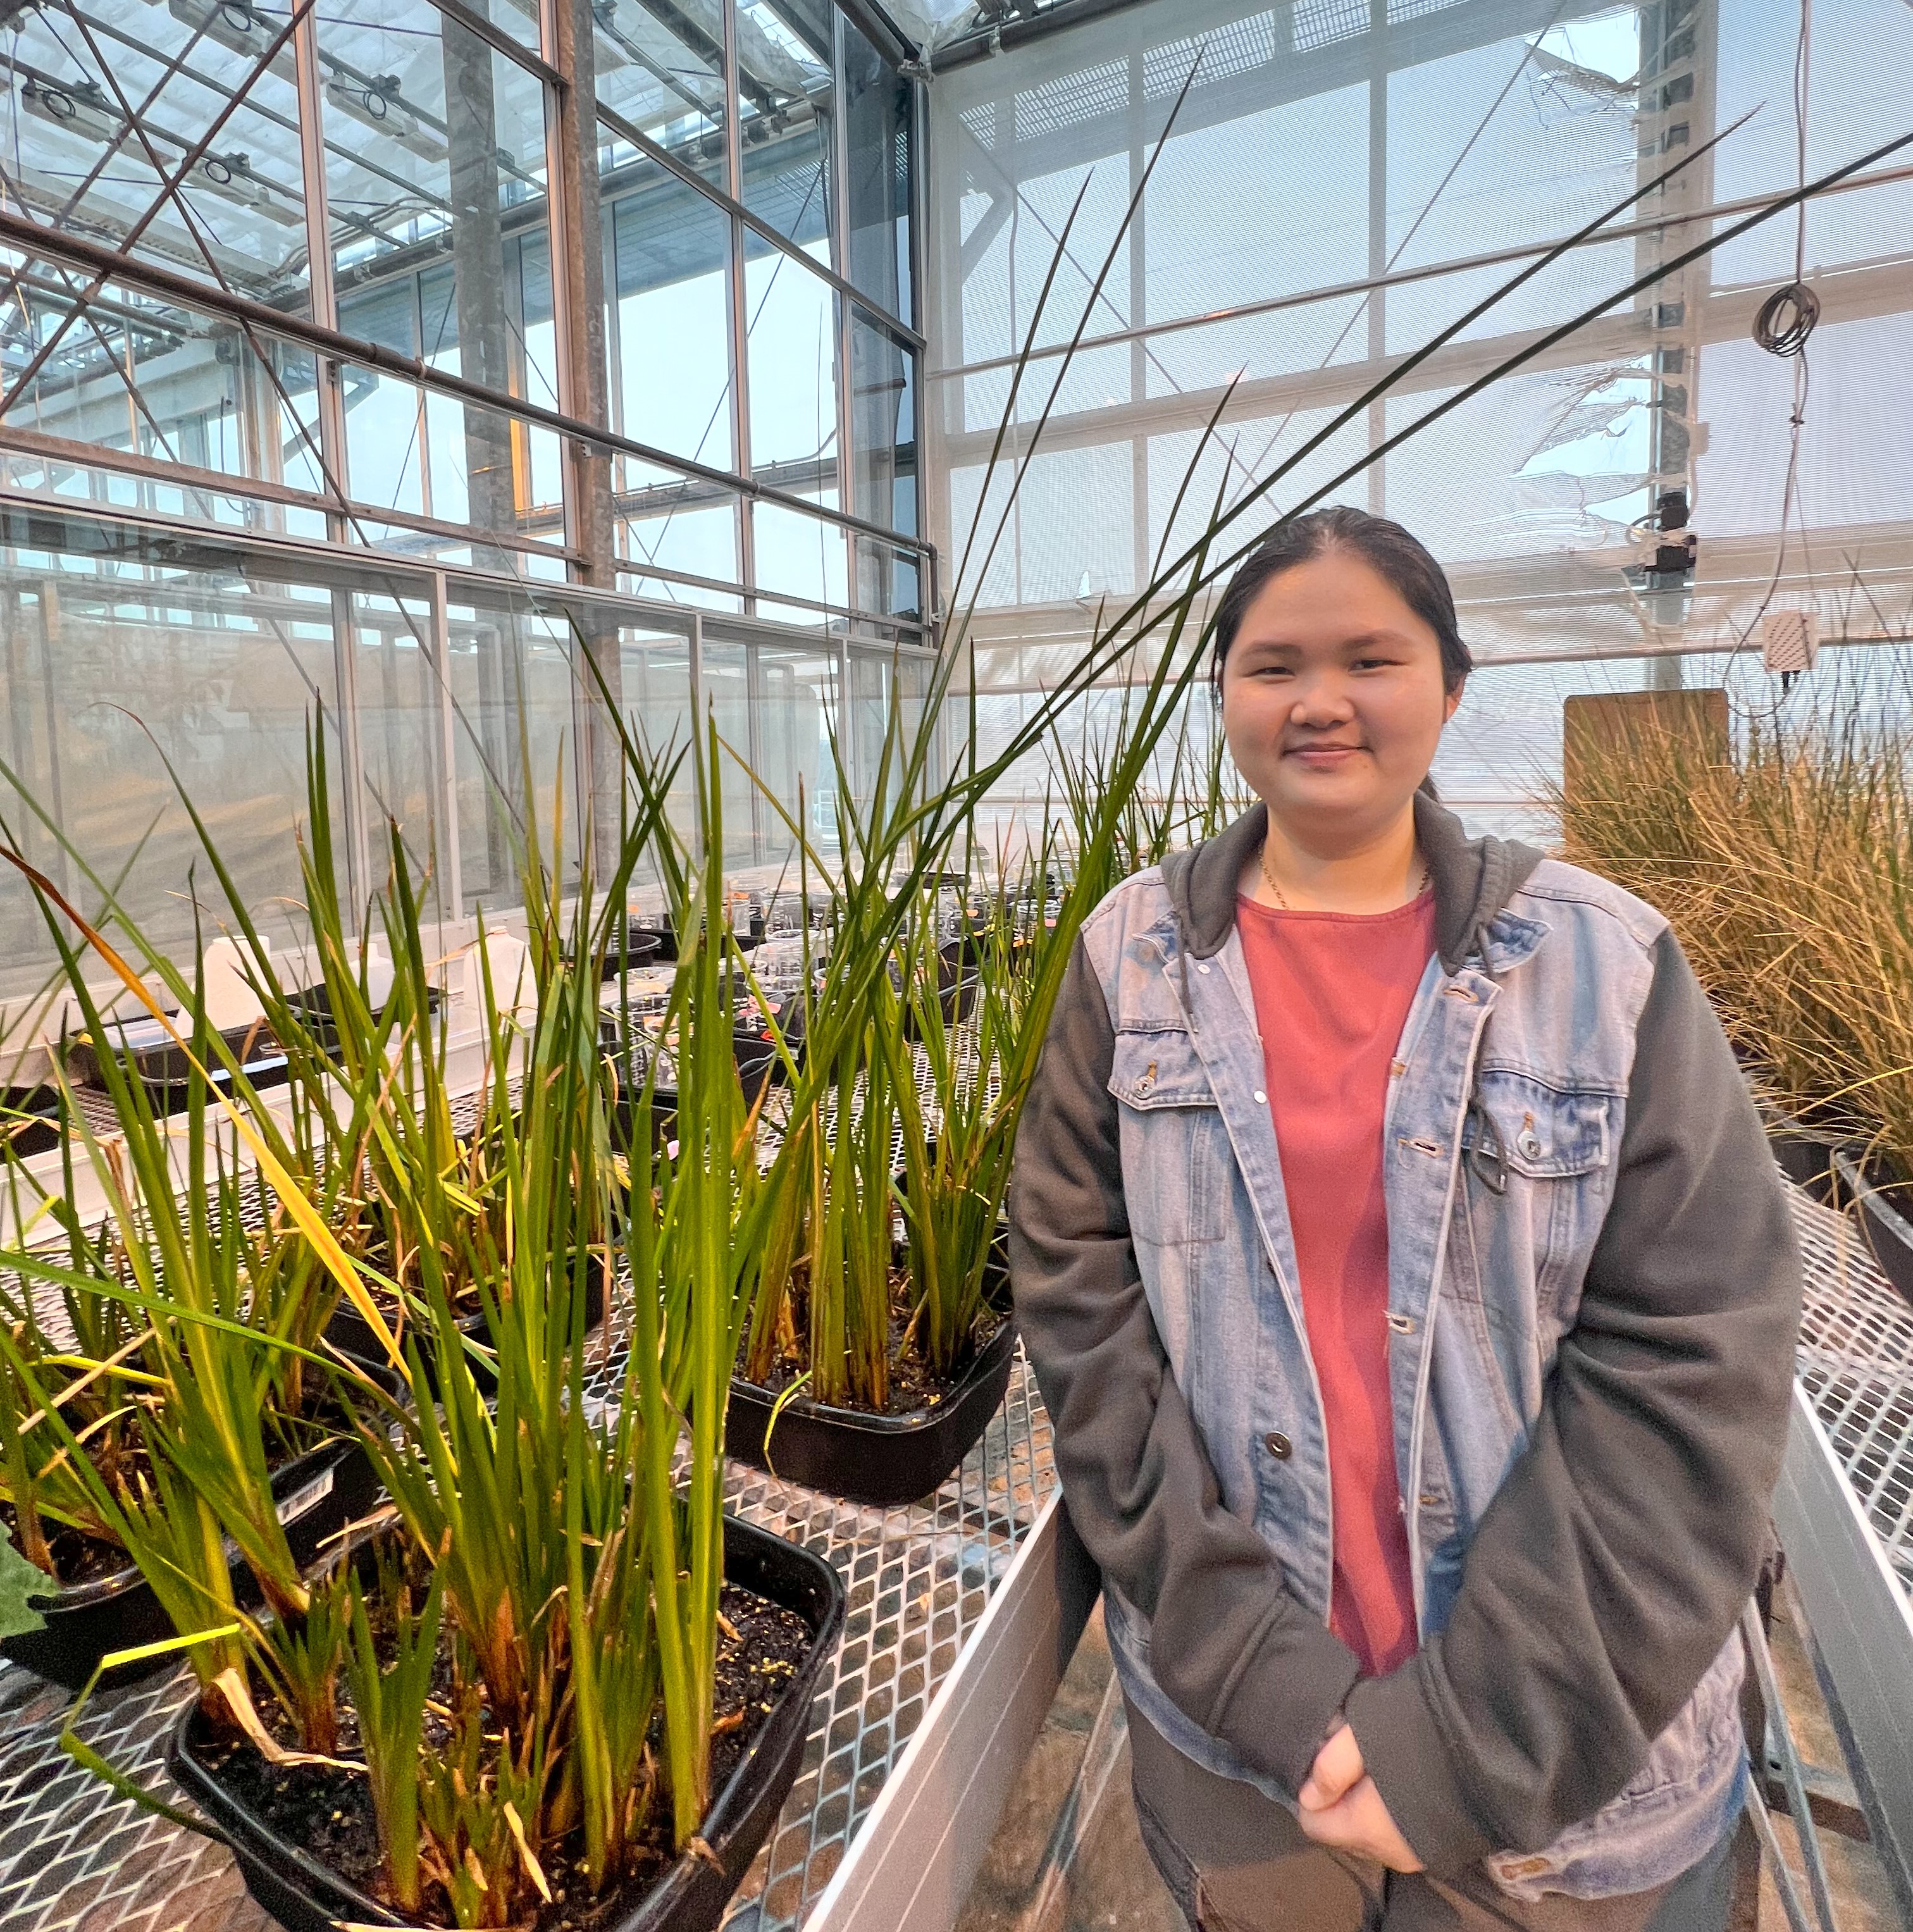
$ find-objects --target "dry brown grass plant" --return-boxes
[1556,684,1913,1182]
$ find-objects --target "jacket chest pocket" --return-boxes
[1110,1031,1230,1247]
[1460,1068,1614,1320]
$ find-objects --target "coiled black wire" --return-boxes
[1753,280,1821,357]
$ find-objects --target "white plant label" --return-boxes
[275,1466,335,1526]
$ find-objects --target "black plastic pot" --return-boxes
[1761,1108,1845,1206]
[325,1258,609,1395]
[610,1084,682,1161]
[1,1390,396,1690]
[169,1513,846,1932]
[600,1020,679,1149]
[565,919,665,982]
[66,1014,289,1110]
[734,991,806,1106]
[729,1291,1017,1507]
[900,941,982,1042]
[632,915,765,965]
[0,1085,65,1161]
[282,983,443,1054]
[1832,1148,1913,1309]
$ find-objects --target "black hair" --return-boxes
[1210,507,1473,696]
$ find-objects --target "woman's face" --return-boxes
[1219,548,1461,852]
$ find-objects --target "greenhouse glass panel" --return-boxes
[444,595,583,910]
[351,589,450,891]
[0,554,347,994]
[849,307,917,540]
[753,641,836,865]
[322,0,554,421]
[843,15,913,327]
[745,237,841,488]
[754,497,848,624]
[699,638,757,866]
[736,0,835,252]
[0,262,332,520]
[609,164,736,473]
[0,0,311,311]
[612,625,694,849]
[619,488,745,611]
[594,0,730,192]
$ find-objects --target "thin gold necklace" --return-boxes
[1260,841,1430,912]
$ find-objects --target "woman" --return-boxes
[1008,508,1799,1931]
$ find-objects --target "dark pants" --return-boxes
[1125,1697,1737,1932]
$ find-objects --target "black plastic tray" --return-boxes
[611,1084,683,1160]
[729,1295,1017,1507]
[325,1257,609,1394]
[565,919,665,981]
[1,1387,396,1690]
[66,1014,289,1110]
[630,917,765,965]
[1832,1147,1913,1310]
[0,1085,65,1160]
[282,982,443,1054]
[900,941,981,1042]
[168,1513,846,1932]
[1753,1091,1847,1208]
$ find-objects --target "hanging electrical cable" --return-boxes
[1730,0,1818,705]
[1752,278,1819,356]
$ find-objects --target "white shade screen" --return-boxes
[924,0,1913,702]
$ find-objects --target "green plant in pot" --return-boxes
[250,732,667,1382]
[0,831,399,1688]
[37,739,841,1932]
[699,607,1209,1503]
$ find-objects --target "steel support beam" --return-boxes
[931,251,1913,468]
[549,0,624,873]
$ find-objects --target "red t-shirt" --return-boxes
[1235,889,1434,1678]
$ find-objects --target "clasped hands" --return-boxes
[1296,1723,1423,1873]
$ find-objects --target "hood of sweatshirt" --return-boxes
[1160,790,1545,976]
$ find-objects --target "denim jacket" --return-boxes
[1009,800,1799,1899]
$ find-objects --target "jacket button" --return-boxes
[1263,1431,1292,1459]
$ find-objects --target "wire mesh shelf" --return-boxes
[0,1344,1055,1932]
[1791,1181,1913,1593]
[4,1156,1910,1932]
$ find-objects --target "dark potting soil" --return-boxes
[0,1511,127,1590]
[192,1580,811,1932]
[744,1268,1005,1417]
[344,1250,481,1321]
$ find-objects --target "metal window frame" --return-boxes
[0,0,936,965]
[594,96,924,350]
[0,205,927,564]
